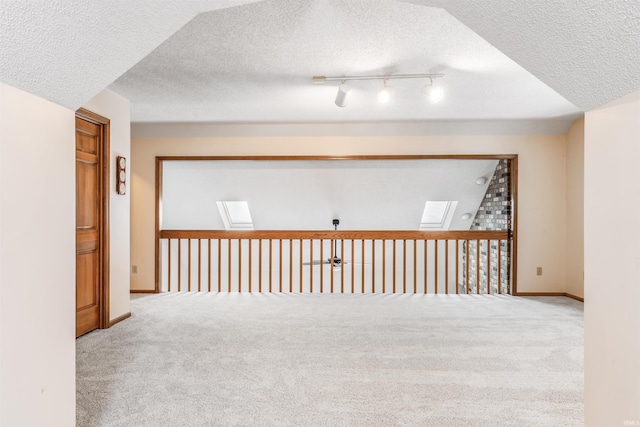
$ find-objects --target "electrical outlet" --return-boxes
[132,265,138,274]
[536,267,542,276]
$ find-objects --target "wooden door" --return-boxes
[76,116,104,337]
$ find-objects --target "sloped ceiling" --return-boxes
[401,0,640,111]
[162,159,499,230]
[1,0,638,118]
[0,0,260,110]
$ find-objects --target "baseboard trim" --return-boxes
[564,293,584,302]
[130,289,157,294]
[515,292,584,302]
[515,292,565,297]
[109,312,131,327]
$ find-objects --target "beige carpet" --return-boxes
[77,293,583,426]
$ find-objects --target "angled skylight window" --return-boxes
[420,201,458,230]
[216,201,254,230]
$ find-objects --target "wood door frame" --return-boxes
[76,108,110,329]
[154,154,518,295]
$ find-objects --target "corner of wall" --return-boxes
[565,118,585,299]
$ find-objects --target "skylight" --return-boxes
[216,201,254,230]
[420,201,458,230]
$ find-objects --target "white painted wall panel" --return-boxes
[0,82,76,427]
[584,91,640,426]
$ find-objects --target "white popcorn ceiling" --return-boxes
[2,0,638,122]
[401,0,640,112]
[0,0,261,110]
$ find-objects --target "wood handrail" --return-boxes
[159,229,509,240]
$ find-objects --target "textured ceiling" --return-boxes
[0,0,260,110]
[162,159,499,231]
[110,0,581,123]
[401,0,640,111]
[2,0,638,122]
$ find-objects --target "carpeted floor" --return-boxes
[76,293,583,426]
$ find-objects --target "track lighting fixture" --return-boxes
[335,82,351,107]
[313,72,444,107]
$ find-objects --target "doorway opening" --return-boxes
[154,155,518,294]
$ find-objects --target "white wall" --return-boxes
[82,89,131,321]
[161,159,496,230]
[584,91,640,426]
[565,119,584,299]
[0,83,76,426]
[131,131,568,294]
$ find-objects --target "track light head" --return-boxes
[423,80,444,103]
[335,83,351,107]
[377,80,393,104]
[377,87,392,104]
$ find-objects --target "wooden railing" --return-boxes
[157,230,510,294]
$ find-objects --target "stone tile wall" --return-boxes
[461,159,511,294]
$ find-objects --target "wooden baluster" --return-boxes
[168,239,171,292]
[310,239,313,293]
[319,239,324,293]
[361,239,365,294]
[476,239,480,294]
[269,239,273,293]
[217,239,221,293]
[464,240,469,294]
[198,239,201,292]
[178,239,182,292]
[258,239,262,293]
[392,240,397,293]
[371,240,375,293]
[403,239,407,293]
[228,239,231,292]
[424,239,427,294]
[330,239,334,293]
[299,239,303,293]
[248,239,252,293]
[434,240,438,294]
[445,240,449,294]
[487,240,491,294]
[382,240,386,293]
[188,239,192,292]
[238,239,242,292]
[279,239,283,293]
[351,239,355,293]
[340,239,345,293]
[413,240,417,294]
[498,240,502,294]
[455,240,459,295]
